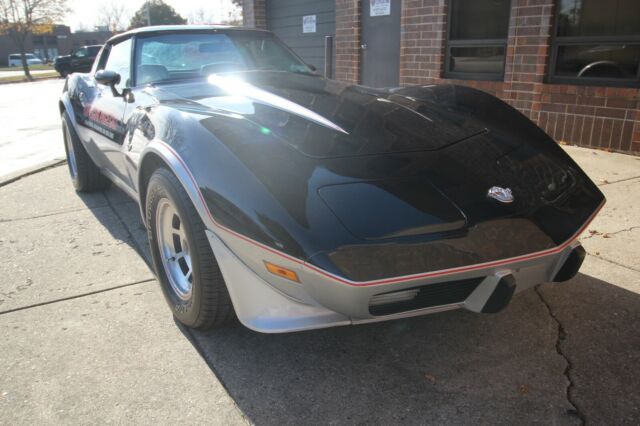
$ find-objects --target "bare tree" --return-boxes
[188,7,212,25]
[96,1,129,33]
[0,0,68,80]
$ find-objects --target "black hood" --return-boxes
[144,72,603,279]
[150,71,488,157]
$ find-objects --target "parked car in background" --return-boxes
[60,26,605,334]
[8,53,43,67]
[54,45,102,77]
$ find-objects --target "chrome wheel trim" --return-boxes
[156,198,193,301]
[64,125,78,179]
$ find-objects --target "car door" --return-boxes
[83,37,132,185]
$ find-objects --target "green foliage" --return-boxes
[129,0,187,29]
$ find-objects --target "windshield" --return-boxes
[134,31,312,86]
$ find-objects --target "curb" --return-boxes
[0,159,66,188]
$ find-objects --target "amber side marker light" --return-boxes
[264,261,300,283]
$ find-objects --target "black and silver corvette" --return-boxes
[59,26,605,333]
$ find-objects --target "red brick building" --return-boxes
[243,0,640,155]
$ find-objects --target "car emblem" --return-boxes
[487,186,514,203]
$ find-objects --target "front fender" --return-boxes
[138,139,215,231]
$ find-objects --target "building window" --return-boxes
[550,0,640,87]
[445,0,511,81]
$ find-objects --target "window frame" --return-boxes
[444,0,512,81]
[94,36,135,91]
[129,30,313,88]
[548,1,640,88]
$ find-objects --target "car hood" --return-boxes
[150,71,488,158]
[143,72,603,276]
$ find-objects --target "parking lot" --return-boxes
[0,79,639,425]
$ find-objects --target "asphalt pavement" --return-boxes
[0,79,638,424]
[0,79,66,180]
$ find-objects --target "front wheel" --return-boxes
[61,111,110,192]
[146,167,234,330]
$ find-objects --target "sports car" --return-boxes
[59,26,605,333]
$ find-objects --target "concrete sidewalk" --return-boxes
[0,166,247,425]
[0,146,638,425]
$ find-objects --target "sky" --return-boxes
[65,0,241,31]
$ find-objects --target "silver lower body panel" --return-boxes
[206,230,581,334]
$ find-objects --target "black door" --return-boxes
[361,0,401,87]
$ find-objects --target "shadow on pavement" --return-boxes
[84,184,640,426]
[76,182,153,269]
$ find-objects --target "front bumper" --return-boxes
[206,229,583,333]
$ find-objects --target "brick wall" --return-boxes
[242,0,266,29]
[538,86,639,153]
[400,0,447,85]
[398,0,640,154]
[335,0,361,84]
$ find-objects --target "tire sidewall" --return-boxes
[146,171,205,327]
[61,114,81,191]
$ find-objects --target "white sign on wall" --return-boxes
[303,15,317,33]
[370,0,391,16]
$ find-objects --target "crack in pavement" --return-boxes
[581,225,640,240]
[0,205,105,223]
[0,278,155,316]
[586,253,640,273]
[0,199,135,223]
[534,285,586,425]
[597,175,640,187]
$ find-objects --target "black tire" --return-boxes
[61,111,110,192]
[146,167,234,330]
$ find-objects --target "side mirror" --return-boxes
[95,69,122,97]
[95,69,120,86]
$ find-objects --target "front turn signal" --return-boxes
[264,261,300,283]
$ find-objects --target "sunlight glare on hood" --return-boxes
[207,74,348,135]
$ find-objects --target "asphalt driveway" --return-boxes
[0,145,638,425]
[0,79,65,180]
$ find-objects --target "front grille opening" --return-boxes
[369,277,484,316]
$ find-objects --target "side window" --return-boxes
[75,48,88,58]
[103,38,132,92]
